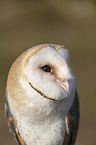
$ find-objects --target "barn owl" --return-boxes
[5,44,80,145]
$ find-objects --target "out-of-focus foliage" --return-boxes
[0,0,96,145]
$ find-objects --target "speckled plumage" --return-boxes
[5,44,80,145]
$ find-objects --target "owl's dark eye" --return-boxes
[41,65,51,72]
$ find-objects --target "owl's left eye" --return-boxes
[41,65,51,72]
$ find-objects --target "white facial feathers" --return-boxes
[25,46,72,80]
[21,46,74,101]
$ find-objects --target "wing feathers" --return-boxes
[63,89,80,145]
[5,90,26,145]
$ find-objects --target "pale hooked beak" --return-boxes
[56,79,69,93]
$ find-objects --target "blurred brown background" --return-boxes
[0,0,96,145]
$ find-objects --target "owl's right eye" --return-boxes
[41,65,52,72]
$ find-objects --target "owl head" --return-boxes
[19,44,74,101]
[7,44,75,117]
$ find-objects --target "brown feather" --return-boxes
[5,90,26,145]
[63,90,80,145]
